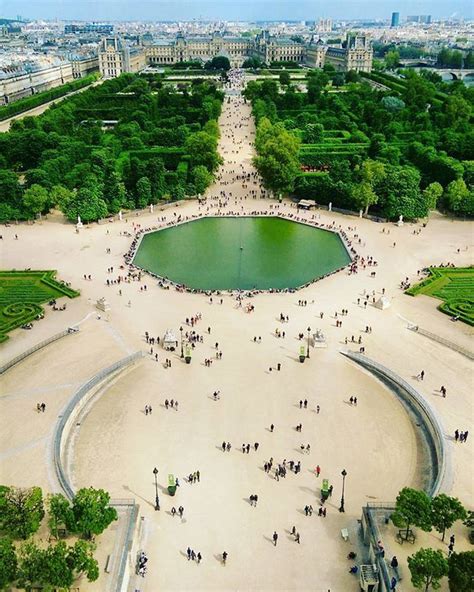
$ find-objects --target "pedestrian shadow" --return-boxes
[296,508,307,516]
[262,535,275,545]
[344,400,353,406]
[179,551,188,559]
[299,486,315,495]
[213,554,224,564]
[242,497,252,505]
[285,355,301,362]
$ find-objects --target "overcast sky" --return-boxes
[1,0,472,22]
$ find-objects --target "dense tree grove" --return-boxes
[0,73,223,223]
[244,69,473,219]
[0,485,116,590]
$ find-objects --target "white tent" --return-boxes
[163,329,178,350]
[375,296,391,310]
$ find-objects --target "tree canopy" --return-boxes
[0,74,223,223]
[408,548,449,591]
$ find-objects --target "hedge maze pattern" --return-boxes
[0,271,79,342]
[406,267,474,326]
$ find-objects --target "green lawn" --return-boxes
[0,271,79,342]
[405,267,474,326]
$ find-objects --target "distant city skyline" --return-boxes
[2,0,473,22]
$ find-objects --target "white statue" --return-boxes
[328,202,332,212]
[150,203,154,213]
[397,214,404,227]
[76,215,83,229]
[118,210,123,221]
[359,209,363,218]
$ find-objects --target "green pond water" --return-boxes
[133,216,351,290]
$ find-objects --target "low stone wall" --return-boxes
[0,326,79,375]
[52,351,143,499]
[342,350,450,496]
[344,351,453,591]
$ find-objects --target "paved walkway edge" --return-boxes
[0,327,79,375]
[341,350,452,497]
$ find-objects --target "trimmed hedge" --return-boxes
[0,74,99,121]
[128,147,187,169]
[405,267,474,326]
[0,270,80,342]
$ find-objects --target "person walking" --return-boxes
[222,551,228,565]
[187,547,192,561]
[295,532,300,544]
[270,424,274,432]
[315,465,321,477]
[272,531,278,546]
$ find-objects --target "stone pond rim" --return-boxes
[132,216,352,291]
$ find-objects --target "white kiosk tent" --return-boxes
[297,199,315,210]
[163,329,178,351]
[375,296,391,310]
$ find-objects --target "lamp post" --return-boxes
[180,326,184,359]
[339,469,347,513]
[153,467,160,511]
[306,327,311,359]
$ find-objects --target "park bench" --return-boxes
[105,554,112,573]
[341,528,349,541]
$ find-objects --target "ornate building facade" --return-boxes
[99,32,373,78]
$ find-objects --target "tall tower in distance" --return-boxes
[391,12,400,27]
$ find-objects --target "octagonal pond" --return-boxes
[133,216,351,290]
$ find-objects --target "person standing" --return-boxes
[222,551,228,565]
[272,531,278,546]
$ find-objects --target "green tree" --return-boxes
[22,184,49,218]
[381,96,406,112]
[185,132,221,172]
[63,186,108,224]
[391,487,432,541]
[361,159,386,187]
[444,95,472,130]
[71,487,118,539]
[0,538,17,589]
[279,71,291,87]
[67,540,99,583]
[206,56,230,71]
[385,50,400,69]
[303,123,324,143]
[50,185,73,211]
[423,182,444,211]
[136,176,152,208]
[0,486,44,539]
[431,495,467,541]
[47,493,75,539]
[103,171,127,214]
[351,182,378,215]
[445,179,472,215]
[254,120,300,196]
[306,70,329,103]
[16,541,47,590]
[408,548,449,591]
[192,165,214,194]
[376,166,426,220]
[0,169,23,209]
[448,551,474,592]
